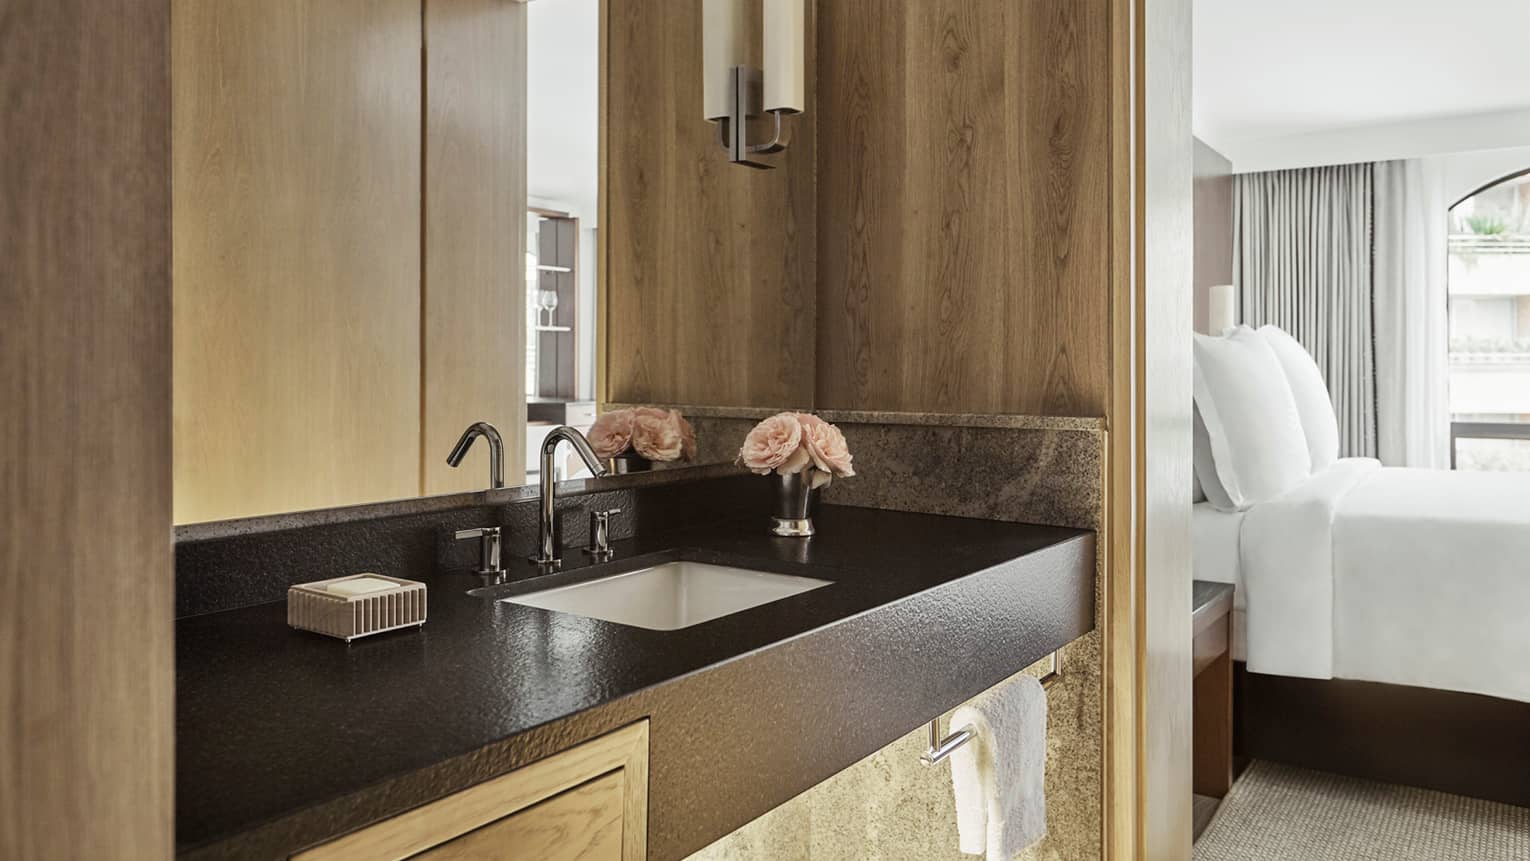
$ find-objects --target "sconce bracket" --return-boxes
[714,65,786,169]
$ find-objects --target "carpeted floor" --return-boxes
[1194,761,1530,860]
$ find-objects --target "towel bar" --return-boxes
[920,651,1060,766]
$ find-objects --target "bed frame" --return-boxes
[1235,663,1530,808]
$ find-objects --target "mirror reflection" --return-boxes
[169,0,711,525]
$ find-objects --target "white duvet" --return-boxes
[1240,459,1530,702]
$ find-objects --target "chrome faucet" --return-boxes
[535,426,608,566]
[446,422,505,489]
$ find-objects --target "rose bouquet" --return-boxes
[588,407,696,471]
[738,413,854,536]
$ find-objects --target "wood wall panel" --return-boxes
[605,0,817,409]
[0,1,173,855]
[423,0,528,494]
[173,0,423,522]
[816,0,1113,416]
[1138,0,1196,856]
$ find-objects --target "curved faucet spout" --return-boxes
[447,421,505,489]
[542,425,608,477]
[535,426,609,566]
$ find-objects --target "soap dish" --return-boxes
[288,574,426,642]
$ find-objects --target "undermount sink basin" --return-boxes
[503,561,831,631]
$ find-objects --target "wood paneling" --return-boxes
[1137,0,1195,856]
[1102,0,1196,856]
[423,0,529,494]
[1193,138,1233,334]
[296,721,648,861]
[605,0,817,409]
[1102,1,1137,856]
[173,0,423,522]
[0,1,173,856]
[815,0,1113,416]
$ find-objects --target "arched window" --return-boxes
[1447,169,1530,470]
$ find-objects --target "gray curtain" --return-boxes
[1233,163,1377,457]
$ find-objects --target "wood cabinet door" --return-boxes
[295,722,647,861]
[415,771,625,861]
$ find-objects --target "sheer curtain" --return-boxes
[1233,164,1377,457]
[1373,159,1450,469]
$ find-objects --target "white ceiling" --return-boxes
[527,0,599,217]
[1195,0,1530,169]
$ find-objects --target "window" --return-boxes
[1447,170,1530,471]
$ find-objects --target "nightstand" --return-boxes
[1192,580,1234,798]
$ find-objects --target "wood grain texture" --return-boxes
[1192,138,1233,334]
[416,772,625,861]
[423,0,529,494]
[172,0,423,522]
[1192,632,1233,798]
[1102,0,1137,856]
[295,721,647,861]
[1137,0,1195,856]
[605,0,817,409]
[0,1,173,856]
[815,0,1113,416]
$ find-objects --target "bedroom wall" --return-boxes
[1193,137,1233,334]
[1442,145,1530,204]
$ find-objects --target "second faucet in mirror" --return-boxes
[446,422,505,490]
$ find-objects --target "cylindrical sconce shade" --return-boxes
[703,0,745,121]
[763,0,804,113]
[1208,283,1237,335]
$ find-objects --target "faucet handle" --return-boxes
[454,526,503,575]
[585,508,622,559]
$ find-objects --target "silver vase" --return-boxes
[771,471,817,537]
[606,452,652,474]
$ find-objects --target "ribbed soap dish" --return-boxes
[288,574,426,642]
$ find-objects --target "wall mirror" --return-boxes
[170,0,716,526]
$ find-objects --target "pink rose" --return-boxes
[588,409,634,458]
[739,412,809,475]
[675,412,697,461]
[796,413,855,478]
[632,409,685,461]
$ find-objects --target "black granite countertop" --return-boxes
[177,505,1094,859]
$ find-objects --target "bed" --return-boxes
[1195,461,1530,703]
[1192,324,1530,805]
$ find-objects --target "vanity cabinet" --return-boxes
[294,722,648,861]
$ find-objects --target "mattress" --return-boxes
[1192,502,1246,660]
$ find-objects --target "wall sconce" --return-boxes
[703,0,804,169]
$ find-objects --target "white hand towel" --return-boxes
[949,674,1048,859]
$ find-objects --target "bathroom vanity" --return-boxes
[174,473,1095,860]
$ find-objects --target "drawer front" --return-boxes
[415,772,625,861]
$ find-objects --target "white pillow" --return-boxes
[1193,405,1233,510]
[1258,325,1340,471]
[1193,327,1313,510]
